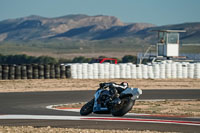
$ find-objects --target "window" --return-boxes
[167,33,179,44]
[158,32,167,43]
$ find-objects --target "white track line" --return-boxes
[46,105,200,118]
[0,115,199,126]
[46,105,150,115]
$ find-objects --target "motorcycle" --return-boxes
[80,85,142,116]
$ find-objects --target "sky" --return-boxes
[0,0,200,26]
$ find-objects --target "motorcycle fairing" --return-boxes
[121,88,142,100]
[93,89,109,113]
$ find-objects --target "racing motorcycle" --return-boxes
[80,84,142,116]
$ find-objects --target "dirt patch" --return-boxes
[54,100,200,117]
[0,79,200,93]
[132,100,200,117]
[0,126,176,133]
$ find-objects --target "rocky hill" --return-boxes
[0,14,154,41]
[0,14,200,44]
[0,14,124,41]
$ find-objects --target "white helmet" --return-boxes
[121,82,128,88]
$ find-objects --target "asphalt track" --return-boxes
[0,89,200,132]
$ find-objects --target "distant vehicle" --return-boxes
[90,58,118,64]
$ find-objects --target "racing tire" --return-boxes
[80,98,94,116]
[111,97,135,117]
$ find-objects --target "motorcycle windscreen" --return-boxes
[121,88,142,100]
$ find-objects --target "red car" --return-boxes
[91,58,118,64]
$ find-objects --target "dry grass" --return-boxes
[132,100,200,117]
[54,100,200,117]
[0,126,176,133]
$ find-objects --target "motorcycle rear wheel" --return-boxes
[111,97,135,116]
[80,98,94,116]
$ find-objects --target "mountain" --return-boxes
[0,14,200,44]
[0,14,125,41]
[134,22,200,44]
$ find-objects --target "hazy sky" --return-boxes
[1,0,200,25]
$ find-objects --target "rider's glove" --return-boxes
[99,83,105,88]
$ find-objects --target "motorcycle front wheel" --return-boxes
[80,98,94,116]
[111,97,135,116]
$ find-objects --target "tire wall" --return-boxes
[0,62,200,80]
[0,64,70,80]
[70,62,200,79]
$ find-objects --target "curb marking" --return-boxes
[0,115,199,126]
[46,106,192,118]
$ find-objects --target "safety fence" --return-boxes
[0,64,71,80]
[70,62,200,79]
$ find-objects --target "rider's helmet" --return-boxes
[120,82,128,88]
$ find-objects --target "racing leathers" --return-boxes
[99,82,129,104]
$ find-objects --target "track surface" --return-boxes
[0,89,200,132]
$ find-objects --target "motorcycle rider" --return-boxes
[99,82,129,104]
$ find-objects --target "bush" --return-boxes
[122,55,137,63]
[0,54,57,64]
[0,54,138,64]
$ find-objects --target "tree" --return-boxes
[72,56,87,63]
[0,54,58,64]
[122,55,137,63]
[36,56,57,64]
